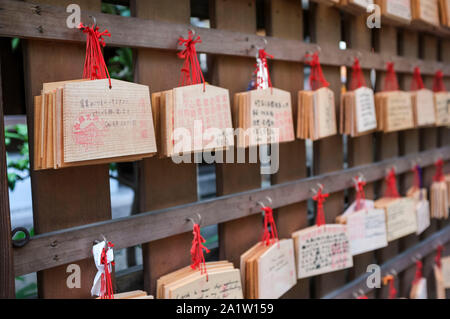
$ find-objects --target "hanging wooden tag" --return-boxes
[434,92,450,126]
[411,89,436,127]
[375,0,412,24]
[375,91,414,133]
[292,224,353,279]
[340,0,374,13]
[340,87,377,137]
[412,0,441,27]
[375,197,417,241]
[442,256,450,288]
[336,200,388,256]
[439,0,450,27]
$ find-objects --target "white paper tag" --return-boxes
[91,241,114,297]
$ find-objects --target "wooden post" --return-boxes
[134,0,196,296]
[266,0,309,299]
[374,25,400,299]
[397,29,420,298]
[211,0,262,267]
[420,34,439,298]
[0,48,15,298]
[23,0,111,298]
[312,3,346,298]
[346,15,376,294]
[439,40,450,148]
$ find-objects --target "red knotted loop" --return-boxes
[350,58,367,91]
[357,295,369,299]
[100,241,114,299]
[433,71,446,93]
[254,49,273,90]
[313,187,329,227]
[190,223,210,279]
[355,177,366,211]
[384,168,400,198]
[305,52,330,91]
[178,31,205,89]
[261,206,279,246]
[411,67,425,91]
[78,23,112,89]
[436,245,444,268]
[388,277,397,299]
[413,261,423,285]
[383,62,399,92]
[434,159,445,182]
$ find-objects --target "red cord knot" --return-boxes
[355,177,366,211]
[433,70,446,92]
[384,168,400,198]
[261,206,279,246]
[433,158,445,182]
[410,67,425,91]
[350,58,366,91]
[190,223,210,280]
[177,30,205,89]
[413,260,423,285]
[313,187,329,227]
[305,52,329,91]
[383,62,399,92]
[436,245,444,268]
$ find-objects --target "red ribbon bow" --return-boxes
[413,260,423,285]
[384,168,400,198]
[313,187,329,227]
[100,241,115,299]
[411,67,425,91]
[190,223,210,279]
[433,159,444,182]
[78,23,112,89]
[433,70,446,93]
[436,245,444,268]
[178,31,205,89]
[261,206,279,246]
[350,58,367,91]
[383,62,399,92]
[306,52,330,91]
[254,49,273,90]
[355,177,366,211]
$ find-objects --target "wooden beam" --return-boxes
[0,0,449,75]
[12,147,450,276]
[0,41,15,298]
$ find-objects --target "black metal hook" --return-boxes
[12,227,30,248]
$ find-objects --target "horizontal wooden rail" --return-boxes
[12,146,450,276]
[323,223,450,299]
[0,0,450,76]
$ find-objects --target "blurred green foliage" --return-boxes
[5,124,29,191]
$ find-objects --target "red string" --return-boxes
[357,295,368,299]
[411,67,425,91]
[384,168,400,198]
[433,71,446,92]
[78,23,111,89]
[413,261,423,285]
[254,49,273,90]
[190,223,210,280]
[433,158,444,182]
[100,242,115,299]
[388,277,397,299]
[349,58,366,91]
[178,31,205,90]
[383,62,399,92]
[313,187,329,227]
[435,245,444,268]
[306,52,330,91]
[355,177,366,211]
[261,206,279,246]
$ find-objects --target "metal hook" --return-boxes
[188,28,196,36]
[11,227,31,248]
[186,213,202,226]
[391,269,397,277]
[255,37,268,51]
[265,196,272,205]
[89,15,97,28]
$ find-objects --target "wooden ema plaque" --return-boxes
[297,87,338,141]
[240,239,297,299]
[412,0,441,27]
[233,88,295,148]
[439,0,450,27]
[154,84,234,157]
[336,200,388,256]
[33,79,157,170]
[292,224,353,279]
[374,197,417,242]
[375,0,412,24]
[340,86,378,137]
[434,92,450,126]
[340,0,374,13]
[375,91,415,133]
[411,89,437,127]
[156,261,243,299]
